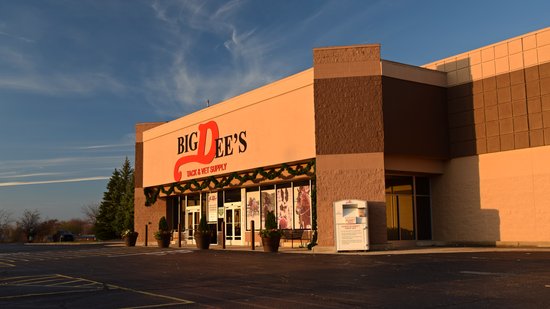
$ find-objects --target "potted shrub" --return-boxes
[122,229,139,247]
[154,216,171,248]
[194,215,211,250]
[260,210,282,252]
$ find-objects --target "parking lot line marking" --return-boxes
[48,279,87,286]
[2,273,193,306]
[5,257,29,262]
[106,283,194,305]
[53,274,194,306]
[19,278,67,285]
[460,271,507,276]
[108,249,192,258]
[77,281,102,287]
[0,289,95,300]
[121,302,192,309]
[8,275,59,284]
[0,275,38,280]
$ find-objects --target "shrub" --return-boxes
[260,211,282,238]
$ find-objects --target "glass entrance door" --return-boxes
[186,207,200,244]
[224,202,242,245]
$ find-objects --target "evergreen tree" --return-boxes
[96,158,134,240]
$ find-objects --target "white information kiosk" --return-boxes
[334,199,369,251]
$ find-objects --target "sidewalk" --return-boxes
[30,240,550,255]
[169,242,550,256]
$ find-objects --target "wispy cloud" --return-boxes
[0,155,124,188]
[0,46,34,71]
[146,0,283,116]
[0,72,126,96]
[0,155,125,172]
[213,0,245,19]
[0,176,109,187]
[0,19,126,97]
[74,143,134,150]
[0,30,34,43]
[0,172,61,179]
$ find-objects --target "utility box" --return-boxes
[334,199,369,251]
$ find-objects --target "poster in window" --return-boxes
[260,189,276,229]
[294,185,311,229]
[246,190,260,230]
[276,186,293,229]
[207,192,218,223]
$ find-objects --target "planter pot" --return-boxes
[194,233,211,250]
[156,233,171,248]
[261,235,281,253]
[124,232,138,247]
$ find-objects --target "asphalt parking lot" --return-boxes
[1,243,550,308]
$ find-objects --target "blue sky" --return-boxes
[1,0,549,221]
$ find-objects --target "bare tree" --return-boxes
[0,209,13,242]
[82,203,100,225]
[18,209,41,242]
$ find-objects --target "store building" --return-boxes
[135,27,550,251]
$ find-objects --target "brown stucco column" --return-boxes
[135,122,167,246]
[313,45,387,251]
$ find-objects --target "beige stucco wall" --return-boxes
[142,69,315,187]
[432,145,550,242]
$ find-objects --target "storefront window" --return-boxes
[187,194,200,206]
[276,183,293,229]
[224,189,241,203]
[293,181,312,229]
[245,187,260,231]
[245,181,313,231]
[385,175,431,241]
[260,185,276,229]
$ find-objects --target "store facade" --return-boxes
[135,27,550,251]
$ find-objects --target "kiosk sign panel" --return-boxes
[334,200,369,251]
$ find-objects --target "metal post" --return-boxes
[251,220,255,250]
[222,221,226,249]
[178,223,182,248]
[145,224,148,247]
[178,196,182,248]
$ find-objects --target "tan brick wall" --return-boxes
[135,122,166,246]
[423,27,550,158]
[447,62,550,157]
[424,27,550,86]
[134,191,167,246]
[313,44,381,79]
[315,153,386,248]
[431,145,550,242]
[313,45,387,249]
[314,76,384,155]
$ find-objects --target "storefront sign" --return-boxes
[174,120,247,182]
[142,70,315,187]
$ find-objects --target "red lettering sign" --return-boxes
[173,121,219,181]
